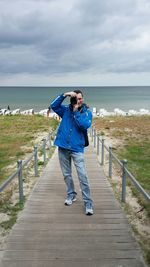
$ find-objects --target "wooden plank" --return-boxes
[8,235,136,243]
[2,249,141,260]
[1,259,146,267]
[8,229,134,237]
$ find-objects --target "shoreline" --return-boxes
[0,107,150,117]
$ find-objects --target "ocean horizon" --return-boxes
[0,86,150,112]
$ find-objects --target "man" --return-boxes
[50,90,93,215]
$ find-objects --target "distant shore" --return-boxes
[0,107,150,117]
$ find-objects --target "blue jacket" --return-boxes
[50,94,92,152]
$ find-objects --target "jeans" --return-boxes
[58,147,93,207]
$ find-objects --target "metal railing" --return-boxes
[0,128,57,203]
[90,126,150,203]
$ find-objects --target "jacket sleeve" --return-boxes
[73,109,92,130]
[50,94,67,118]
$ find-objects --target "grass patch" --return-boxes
[0,115,59,183]
[0,115,59,246]
[117,140,150,191]
[16,150,26,157]
[94,115,150,266]
[38,161,44,166]
[0,202,24,230]
[93,116,150,213]
[117,140,150,216]
[94,117,150,181]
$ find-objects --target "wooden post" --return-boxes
[109,145,113,178]
[101,137,105,165]
[43,138,46,165]
[97,136,100,155]
[121,159,128,202]
[94,128,96,148]
[34,146,39,177]
[17,160,24,203]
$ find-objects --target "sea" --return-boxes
[0,86,150,113]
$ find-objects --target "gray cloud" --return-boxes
[0,0,150,81]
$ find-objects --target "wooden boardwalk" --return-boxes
[0,145,147,267]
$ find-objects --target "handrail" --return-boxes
[90,125,150,203]
[125,167,150,202]
[0,170,19,193]
[22,152,34,168]
[0,127,58,202]
[111,152,123,168]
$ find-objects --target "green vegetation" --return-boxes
[0,202,24,230]
[94,116,150,212]
[94,116,150,266]
[117,139,150,216]
[117,140,150,191]
[94,115,150,197]
[0,115,59,183]
[0,114,59,236]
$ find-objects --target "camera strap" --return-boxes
[79,105,89,147]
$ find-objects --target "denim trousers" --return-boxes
[58,147,93,207]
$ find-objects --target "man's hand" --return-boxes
[72,103,79,111]
[63,91,77,97]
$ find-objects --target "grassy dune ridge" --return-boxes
[93,115,150,265]
[0,115,58,184]
[93,115,150,194]
[0,115,58,244]
[93,115,150,214]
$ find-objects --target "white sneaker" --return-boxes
[85,205,94,215]
[64,196,77,206]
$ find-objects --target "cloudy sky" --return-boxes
[0,0,150,86]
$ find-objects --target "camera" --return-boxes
[70,96,77,105]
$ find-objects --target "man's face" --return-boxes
[76,93,84,107]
